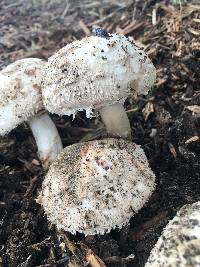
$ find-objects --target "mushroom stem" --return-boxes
[99,103,131,139]
[28,113,63,169]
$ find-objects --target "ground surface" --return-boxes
[0,0,200,266]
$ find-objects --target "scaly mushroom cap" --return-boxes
[145,201,200,267]
[42,34,156,118]
[37,138,155,235]
[0,58,46,135]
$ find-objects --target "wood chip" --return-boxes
[86,250,106,267]
[88,6,124,27]
[156,106,171,125]
[155,77,167,86]
[61,0,70,19]
[142,102,154,121]
[187,28,200,36]
[168,143,177,158]
[126,107,138,113]
[79,20,90,36]
[31,158,40,166]
[186,105,200,115]
[185,136,199,144]
[116,21,144,35]
[104,254,135,264]
[24,176,38,197]
[68,262,81,267]
[152,8,157,26]
[193,18,200,23]
[81,243,106,267]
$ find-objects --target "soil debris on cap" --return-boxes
[37,138,155,236]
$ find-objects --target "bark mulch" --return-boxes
[0,1,199,266]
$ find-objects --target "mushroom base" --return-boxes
[29,113,63,169]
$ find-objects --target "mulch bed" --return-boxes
[0,1,200,266]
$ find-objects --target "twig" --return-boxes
[79,20,91,35]
[132,0,140,21]
[126,108,138,113]
[61,0,70,19]
[18,255,32,267]
[141,0,156,16]
[36,256,69,267]
[152,8,157,26]
[88,6,125,27]
[24,176,39,197]
[116,21,144,35]
[5,0,23,9]
[179,0,182,13]
[59,231,85,266]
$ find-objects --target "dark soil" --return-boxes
[0,1,200,266]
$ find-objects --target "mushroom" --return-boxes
[37,138,155,235]
[145,201,200,267]
[0,58,63,168]
[42,30,156,139]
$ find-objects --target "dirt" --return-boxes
[0,1,200,266]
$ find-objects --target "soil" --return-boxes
[0,1,200,266]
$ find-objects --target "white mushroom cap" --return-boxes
[42,34,156,118]
[145,201,200,267]
[0,58,46,135]
[37,138,155,235]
